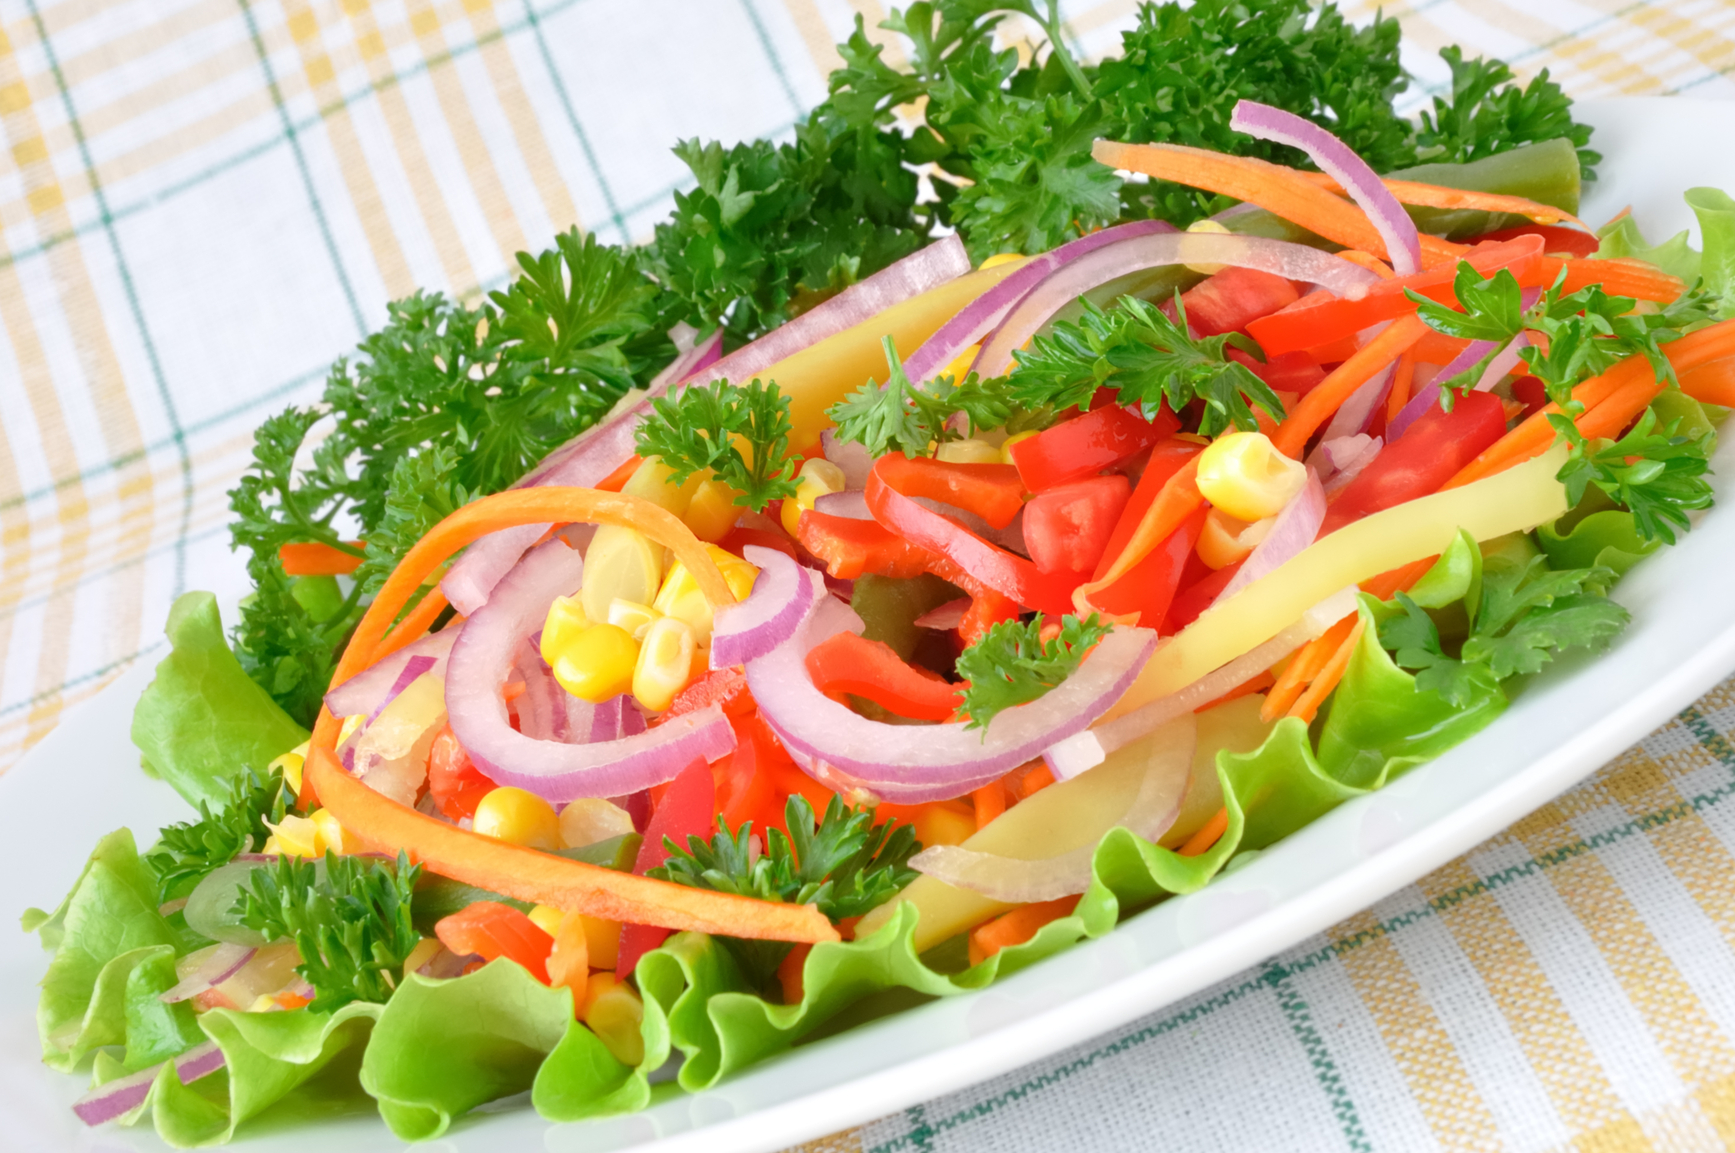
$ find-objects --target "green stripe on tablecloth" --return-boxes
[525,0,630,242]
[864,699,1735,1151]
[1267,962,1371,1153]
[738,0,807,117]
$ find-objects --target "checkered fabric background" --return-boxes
[3,0,1735,1149]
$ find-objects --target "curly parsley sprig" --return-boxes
[1550,409,1715,544]
[956,613,1112,732]
[147,768,293,904]
[828,336,1044,458]
[634,377,800,511]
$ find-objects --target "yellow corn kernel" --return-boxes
[1195,431,1307,522]
[606,598,661,641]
[935,438,1002,465]
[551,623,640,703]
[540,595,591,668]
[682,474,742,542]
[1000,429,1039,465]
[621,455,703,517]
[980,252,1023,269]
[632,617,696,713]
[402,937,442,982]
[912,803,977,849]
[709,545,759,602]
[779,457,850,535]
[580,526,662,624]
[1184,217,1232,274]
[653,546,757,645]
[582,974,645,1066]
[559,797,636,849]
[264,814,320,858]
[472,786,561,850]
[528,904,566,937]
[269,740,309,795]
[309,808,354,855]
[1195,507,1273,570]
[580,915,621,970]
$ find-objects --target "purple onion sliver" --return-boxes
[72,1041,225,1127]
[820,430,874,490]
[709,547,816,669]
[324,629,455,719]
[1473,333,1529,392]
[159,942,257,1004]
[1230,100,1421,275]
[812,490,872,520]
[1211,471,1327,605]
[365,655,436,727]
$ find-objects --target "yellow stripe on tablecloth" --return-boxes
[458,0,581,235]
[1337,909,1502,1151]
[786,1131,863,1153]
[400,0,529,269]
[1417,857,1647,1145]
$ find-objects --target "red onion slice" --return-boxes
[444,539,734,800]
[1045,587,1358,779]
[159,942,257,1004]
[1389,339,1494,439]
[974,233,1380,377]
[914,598,971,630]
[1474,333,1530,391]
[1211,471,1327,606]
[813,489,872,520]
[442,238,970,615]
[913,714,1195,902]
[325,629,455,720]
[1229,99,1421,275]
[903,220,1175,383]
[710,546,817,669]
[820,430,874,490]
[813,490,1028,556]
[747,592,1158,803]
[1322,437,1383,495]
[72,1041,225,1126]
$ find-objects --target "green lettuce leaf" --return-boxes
[124,946,205,1071]
[132,592,308,810]
[1537,507,1660,576]
[1595,213,1701,283]
[1686,187,1735,317]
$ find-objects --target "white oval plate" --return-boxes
[3,96,1731,1153]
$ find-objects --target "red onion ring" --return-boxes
[820,430,873,490]
[442,238,970,615]
[1229,99,1421,275]
[444,539,734,801]
[746,591,1158,803]
[710,546,817,669]
[913,714,1195,901]
[974,233,1380,377]
[1211,471,1327,605]
[813,489,1029,557]
[72,1041,225,1126]
[913,598,971,630]
[158,942,257,1005]
[325,629,454,720]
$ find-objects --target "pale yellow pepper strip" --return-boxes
[1105,441,1571,719]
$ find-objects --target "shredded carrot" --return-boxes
[278,541,365,577]
[1413,330,1471,365]
[1013,763,1056,801]
[1294,170,1590,230]
[1542,256,1683,303]
[1287,618,1367,725]
[1360,556,1438,601]
[379,590,451,661]
[1576,374,1668,441]
[967,896,1082,966]
[1196,669,1276,713]
[972,781,1007,830]
[1679,355,1735,408]
[1272,314,1428,457]
[1385,350,1417,425]
[1261,614,1356,723]
[1334,250,1395,279]
[1177,808,1229,858]
[597,454,642,493]
[777,942,812,1005]
[1092,140,1467,268]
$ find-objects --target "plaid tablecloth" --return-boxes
[3,1,1734,1150]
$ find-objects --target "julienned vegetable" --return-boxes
[30,2,1735,1145]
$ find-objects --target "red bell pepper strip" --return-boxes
[616,758,718,977]
[1095,438,1204,577]
[1179,265,1301,336]
[1008,404,1175,492]
[865,458,1082,614]
[713,711,781,835]
[1246,234,1544,357]
[1086,506,1206,630]
[1229,347,1325,394]
[870,454,1026,530]
[805,632,963,721]
[435,902,555,984]
[1318,390,1509,535]
[797,510,938,580]
[1021,475,1132,575]
[1468,223,1600,258]
[1166,559,1244,632]
[1073,456,1204,614]
[960,587,1022,647]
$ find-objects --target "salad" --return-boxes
[25,0,1735,1144]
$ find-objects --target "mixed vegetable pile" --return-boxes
[28,1,1735,1144]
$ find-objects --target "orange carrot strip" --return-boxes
[1385,350,1417,425]
[967,895,1082,966]
[1295,171,1590,230]
[1287,617,1367,725]
[1543,256,1683,303]
[279,541,365,577]
[1679,356,1735,408]
[1074,458,1204,608]
[1092,140,1467,268]
[597,455,642,493]
[1261,614,1357,723]
[1334,250,1396,279]
[1195,669,1276,714]
[1361,556,1438,601]
[379,590,450,661]
[777,942,813,1005]
[1576,375,1668,441]
[972,781,1007,830]
[1177,808,1229,858]
[1272,315,1428,458]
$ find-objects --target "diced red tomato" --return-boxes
[1469,223,1600,258]
[713,712,781,834]
[1319,390,1509,535]
[1021,475,1132,575]
[616,758,717,976]
[1229,348,1326,395]
[1009,404,1175,492]
[1511,374,1549,419]
[1180,266,1301,336]
[427,724,493,821]
[805,632,962,721]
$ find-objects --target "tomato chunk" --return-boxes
[1022,475,1132,575]
[1320,390,1509,535]
[1180,266,1301,336]
[616,758,717,976]
[427,724,493,821]
[1008,404,1175,492]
